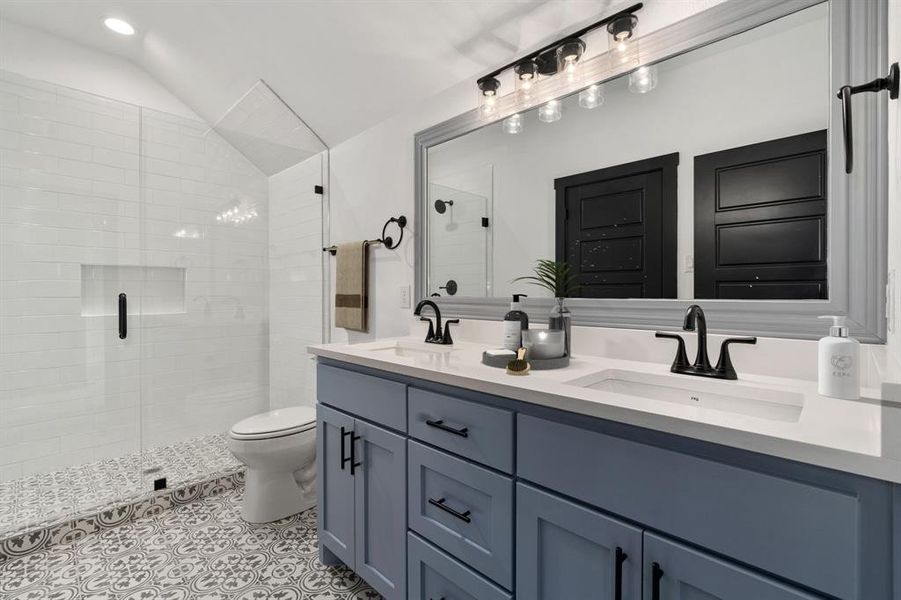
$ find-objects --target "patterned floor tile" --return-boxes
[0,433,241,538]
[0,488,381,599]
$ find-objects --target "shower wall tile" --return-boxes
[0,71,269,482]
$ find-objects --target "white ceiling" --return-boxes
[0,0,624,147]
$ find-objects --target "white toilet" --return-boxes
[228,406,317,523]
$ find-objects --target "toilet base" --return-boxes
[242,468,316,523]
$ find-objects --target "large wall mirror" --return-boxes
[415,0,889,341]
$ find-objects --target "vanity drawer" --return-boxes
[408,387,514,473]
[517,414,860,600]
[317,364,407,432]
[407,532,513,600]
[408,440,513,589]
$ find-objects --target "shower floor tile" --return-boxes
[0,487,381,599]
[0,433,241,538]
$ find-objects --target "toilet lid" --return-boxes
[230,406,316,439]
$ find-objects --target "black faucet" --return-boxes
[414,300,458,345]
[655,304,757,380]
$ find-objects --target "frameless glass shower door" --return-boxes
[0,70,145,530]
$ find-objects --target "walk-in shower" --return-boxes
[0,70,329,542]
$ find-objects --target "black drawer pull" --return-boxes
[350,433,362,475]
[425,419,469,438]
[614,546,628,600]
[118,293,127,339]
[651,562,664,600]
[428,497,471,523]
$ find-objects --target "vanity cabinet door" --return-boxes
[517,483,642,600]
[643,533,822,600]
[354,420,407,600]
[317,404,356,568]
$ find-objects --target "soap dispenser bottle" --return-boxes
[503,294,529,351]
[817,316,860,400]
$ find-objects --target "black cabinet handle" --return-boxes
[349,433,362,475]
[340,426,352,470]
[425,419,468,438]
[118,293,127,339]
[614,547,627,600]
[428,497,471,523]
[651,562,664,600]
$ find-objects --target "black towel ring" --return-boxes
[381,215,407,250]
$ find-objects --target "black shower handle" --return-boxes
[118,293,127,339]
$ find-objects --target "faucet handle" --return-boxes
[714,337,757,380]
[420,317,436,342]
[442,319,460,345]
[655,332,690,372]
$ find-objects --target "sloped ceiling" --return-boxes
[0,0,623,147]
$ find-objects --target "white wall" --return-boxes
[0,71,269,480]
[269,154,324,410]
[429,5,827,299]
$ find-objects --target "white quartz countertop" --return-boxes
[309,337,901,484]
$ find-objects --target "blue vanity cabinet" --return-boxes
[316,365,408,600]
[642,533,822,600]
[317,404,356,567]
[316,360,897,600]
[353,419,407,599]
[516,482,642,600]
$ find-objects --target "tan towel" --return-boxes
[334,241,370,332]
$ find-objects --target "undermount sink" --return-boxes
[565,369,804,422]
[355,340,458,358]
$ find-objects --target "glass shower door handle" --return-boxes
[118,293,127,339]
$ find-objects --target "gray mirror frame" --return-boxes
[414,0,888,343]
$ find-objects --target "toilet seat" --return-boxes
[230,406,316,441]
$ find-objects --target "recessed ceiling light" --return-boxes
[104,18,135,36]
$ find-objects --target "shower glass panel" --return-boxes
[0,71,145,532]
[136,108,270,489]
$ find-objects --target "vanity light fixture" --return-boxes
[607,14,638,43]
[538,100,562,123]
[503,113,524,134]
[515,61,539,92]
[557,38,586,84]
[478,77,501,117]
[103,17,135,35]
[629,64,658,94]
[474,3,642,114]
[579,85,604,109]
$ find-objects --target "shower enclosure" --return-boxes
[0,70,327,537]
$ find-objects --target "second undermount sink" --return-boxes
[355,339,458,358]
[565,369,804,422]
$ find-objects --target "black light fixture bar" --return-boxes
[476,2,643,84]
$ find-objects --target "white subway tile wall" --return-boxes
[268,157,323,410]
[0,71,272,481]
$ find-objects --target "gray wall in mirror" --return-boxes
[414,0,888,342]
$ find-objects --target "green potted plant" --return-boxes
[513,259,579,356]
